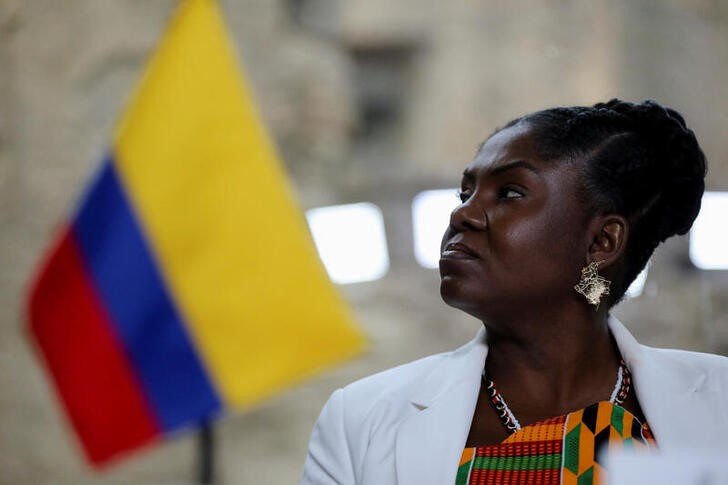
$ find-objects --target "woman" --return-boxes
[300,100,728,485]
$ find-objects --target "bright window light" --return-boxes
[625,264,648,299]
[690,192,728,270]
[412,189,459,268]
[306,202,390,284]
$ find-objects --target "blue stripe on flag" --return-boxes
[72,156,222,431]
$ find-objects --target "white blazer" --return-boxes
[301,316,728,485]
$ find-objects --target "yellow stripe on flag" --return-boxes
[113,0,365,408]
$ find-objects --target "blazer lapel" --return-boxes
[633,356,713,448]
[609,316,728,449]
[395,328,487,485]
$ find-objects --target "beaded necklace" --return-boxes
[482,360,632,434]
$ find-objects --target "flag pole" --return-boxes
[198,421,214,484]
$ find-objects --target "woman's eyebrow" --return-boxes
[462,160,541,182]
[488,160,541,178]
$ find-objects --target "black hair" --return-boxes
[500,99,707,305]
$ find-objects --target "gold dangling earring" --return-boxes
[574,260,611,309]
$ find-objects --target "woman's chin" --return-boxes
[439,276,481,315]
[438,273,459,299]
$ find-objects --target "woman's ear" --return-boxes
[587,214,628,268]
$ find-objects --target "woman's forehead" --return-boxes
[462,123,585,195]
[468,123,544,173]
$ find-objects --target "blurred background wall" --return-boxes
[2,0,727,483]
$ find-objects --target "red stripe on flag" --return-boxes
[27,227,161,465]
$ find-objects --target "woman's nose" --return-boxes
[449,198,487,232]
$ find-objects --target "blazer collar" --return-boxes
[609,315,724,449]
[396,327,487,485]
[409,327,488,408]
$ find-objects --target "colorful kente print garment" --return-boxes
[455,401,655,485]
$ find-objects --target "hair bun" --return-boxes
[595,99,707,238]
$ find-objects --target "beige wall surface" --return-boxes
[2,0,727,483]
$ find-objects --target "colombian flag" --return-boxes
[26,0,365,466]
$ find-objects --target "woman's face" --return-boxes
[439,122,590,322]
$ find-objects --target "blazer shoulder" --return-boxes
[301,351,453,484]
[341,330,486,404]
[643,345,728,388]
[645,345,728,367]
[340,351,450,410]
[302,332,487,484]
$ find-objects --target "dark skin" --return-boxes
[439,122,646,447]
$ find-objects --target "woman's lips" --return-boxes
[441,242,479,259]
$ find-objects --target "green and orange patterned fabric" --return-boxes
[456,401,655,485]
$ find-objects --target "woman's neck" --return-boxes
[482,303,622,416]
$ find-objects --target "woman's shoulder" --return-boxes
[643,344,728,366]
[641,344,728,386]
[339,330,486,407]
[335,351,451,415]
[647,344,728,360]
[302,349,465,484]
[316,331,486,434]
[611,315,728,385]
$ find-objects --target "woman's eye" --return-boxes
[499,187,523,199]
[456,190,471,203]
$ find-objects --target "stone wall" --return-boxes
[1,0,727,483]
